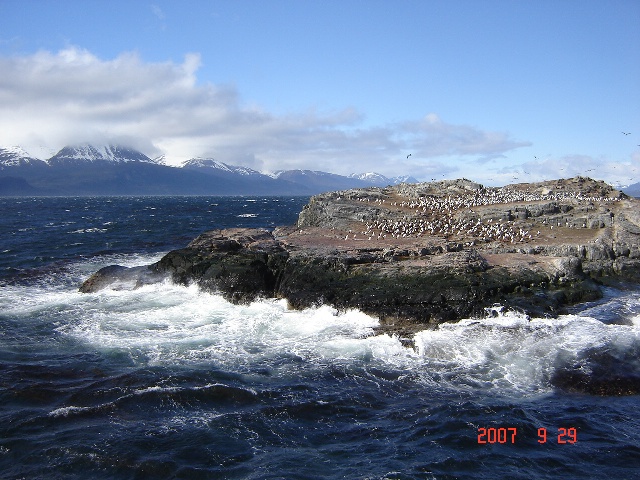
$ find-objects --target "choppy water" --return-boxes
[1,196,639,479]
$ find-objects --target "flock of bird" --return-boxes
[336,185,619,245]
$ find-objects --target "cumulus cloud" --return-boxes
[0,47,531,178]
[400,114,531,158]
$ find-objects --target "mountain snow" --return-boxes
[348,172,419,186]
[348,172,389,184]
[0,146,43,168]
[182,158,263,176]
[152,154,168,165]
[271,169,338,178]
[393,175,419,184]
[48,144,154,164]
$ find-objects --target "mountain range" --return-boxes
[0,144,418,196]
[4,144,637,197]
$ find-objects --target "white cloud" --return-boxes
[0,47,532,179]
[493,153,640,188]
[400,114,532,158]
[151,4,166,21]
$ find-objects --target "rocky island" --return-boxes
[81,177,640,341]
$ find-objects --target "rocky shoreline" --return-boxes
[80,177,640,341]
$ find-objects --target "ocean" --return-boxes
[1,196,639,479]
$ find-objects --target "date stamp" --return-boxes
[477,427,577,444]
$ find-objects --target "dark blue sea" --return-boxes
[1,196,639,479]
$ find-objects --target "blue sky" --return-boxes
[0,0,638,186]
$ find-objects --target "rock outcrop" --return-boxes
[80,177,640,338]
[152,228,289,303]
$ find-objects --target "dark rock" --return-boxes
[150,228,289,303]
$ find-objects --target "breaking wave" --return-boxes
[4,254,639,399]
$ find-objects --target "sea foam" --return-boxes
[4,253,640,398]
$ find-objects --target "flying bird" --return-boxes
[622,132,631,135]
[406,153,412,158]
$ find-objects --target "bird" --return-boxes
[622,132,631,135]
[406,153,412,159]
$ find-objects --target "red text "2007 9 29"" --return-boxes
[477,427,577,444]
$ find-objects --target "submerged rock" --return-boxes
[551,348,640,396]
[78,264,166,292]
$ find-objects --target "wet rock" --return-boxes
[79,264,166,292]
[150,228,289,303]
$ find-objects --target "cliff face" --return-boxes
[80,177,640,336]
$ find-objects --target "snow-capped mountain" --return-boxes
[392,175,419,184]
[0,146,46,169]
[624,181,640,197]
[348,172,420,186]
[181,158,264,176]
[152,154,168,166]
[48,144,154,165]
[349,172,390,186]
[271,169,346,180]
[270,169,373,192]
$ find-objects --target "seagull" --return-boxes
[406,153,412,159]
[622,132,631,135]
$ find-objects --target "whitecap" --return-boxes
[69,228,108,234]
[49,405,95,418]
[413,306,640,395]
[133,385,181,395]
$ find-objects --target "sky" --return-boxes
[0,0,639,186]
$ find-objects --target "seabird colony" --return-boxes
[341,184,618,245]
